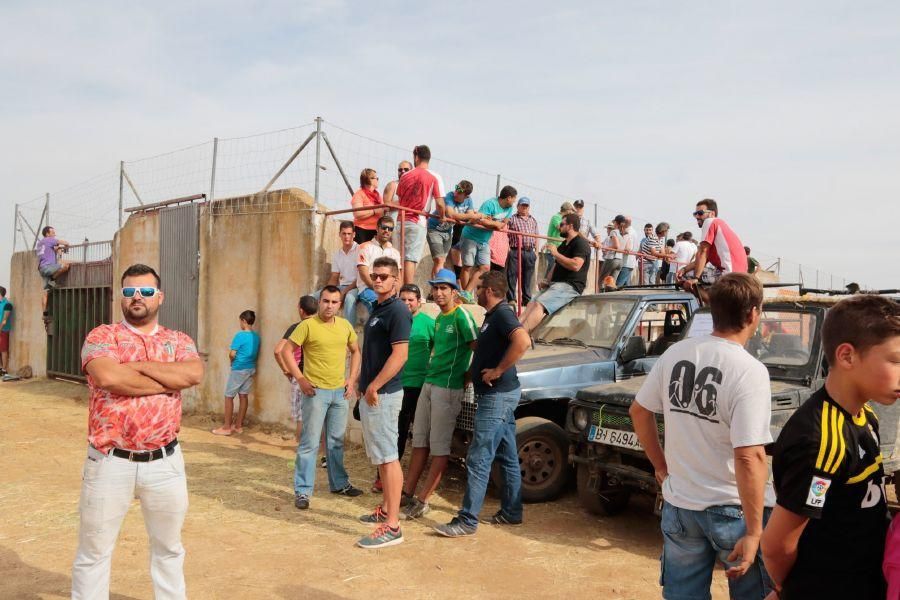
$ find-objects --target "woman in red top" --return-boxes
[351,168,384,243]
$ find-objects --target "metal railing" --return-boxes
[55,240,114,289]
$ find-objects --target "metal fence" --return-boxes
[10,116,858,290]
[56,241,114,289]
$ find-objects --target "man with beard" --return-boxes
[676,199,747,302]
[434,271,529,537]
[282,286,363,510]
[73,264,204,599]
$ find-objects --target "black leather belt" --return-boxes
[109,439,178,462]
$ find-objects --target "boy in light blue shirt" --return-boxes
[426,180,479,278]
[213,310,260,436]
[458,186,517,297]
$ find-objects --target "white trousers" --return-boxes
[71,444,189,600]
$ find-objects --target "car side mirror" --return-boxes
[620,335,647,363]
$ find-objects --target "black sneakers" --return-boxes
[294,494,310,510]
[332,484,363,497]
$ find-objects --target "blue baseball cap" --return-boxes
[428,268,460,291]
[518,196,531,206]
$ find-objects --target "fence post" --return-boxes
[209,138,218,203]
[495,174,500,197]
[314,117,323,205]
[517,244,523,315]
[118,160,125,229]
[12,203,17,254]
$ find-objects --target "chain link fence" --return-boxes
[11,116,862,290]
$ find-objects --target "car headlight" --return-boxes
[573,407,590,431]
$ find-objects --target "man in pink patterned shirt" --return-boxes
[72,264,203,600]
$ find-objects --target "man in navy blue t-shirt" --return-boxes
[356,257,411,549]
[434,270,531,537]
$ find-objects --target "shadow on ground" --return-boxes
[0,545,141,600]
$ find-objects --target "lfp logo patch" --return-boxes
[805,476,832,508]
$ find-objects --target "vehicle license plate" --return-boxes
[588,425,643,450]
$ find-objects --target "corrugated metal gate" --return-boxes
[47,241,113,380]
[159,203,200,342]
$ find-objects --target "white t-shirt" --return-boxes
[673,240,696,267]
[356,240,402,290]
[635,335,776,510]
[331,242,359,287]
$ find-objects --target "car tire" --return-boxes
[492,417,569,503]
[576,463,631,516]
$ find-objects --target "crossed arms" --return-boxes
[85,357,204,396]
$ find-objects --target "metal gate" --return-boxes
[159,203,199,342]
[47,241,113,380]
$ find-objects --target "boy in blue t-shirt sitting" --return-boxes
[213,310,260,436]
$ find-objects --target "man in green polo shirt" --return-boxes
[401,269,478,519]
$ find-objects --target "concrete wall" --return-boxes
[7,252,47,376]
[6,188,573,433]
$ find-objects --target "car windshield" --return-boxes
[687,310,817,367]
[533,297,636,348]
[748,310,818,367]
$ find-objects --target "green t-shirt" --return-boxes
[546,213,563,248]
[425,306,478,389]
[402,311,436,388]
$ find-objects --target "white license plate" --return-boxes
[588,425,643,450]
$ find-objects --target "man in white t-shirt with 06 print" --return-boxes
[630,273,776,600]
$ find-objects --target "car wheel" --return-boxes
[576,463,631,516]
[494,417,569,503]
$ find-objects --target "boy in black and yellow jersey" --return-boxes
[761,295,900,600]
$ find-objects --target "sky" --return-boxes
[2,0,898,292]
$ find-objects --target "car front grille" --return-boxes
[455,385,477,432]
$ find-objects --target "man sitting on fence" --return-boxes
[519,213,592,332]
[344,216,402,323]
[36,226,71,315]
[316,220,359,322]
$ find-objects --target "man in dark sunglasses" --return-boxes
[344,216,402,323]
[675,199,748,300]
[73,264,204,598]
[381,160,413,211]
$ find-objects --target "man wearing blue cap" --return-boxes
[505,196,539,305]
[401,268,478,519]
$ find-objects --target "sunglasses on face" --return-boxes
[379,225,394,232]
[122,287,159,298]
[398,168,410,174]
[693,210,708,217]
[372,273,394,282]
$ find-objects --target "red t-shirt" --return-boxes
[700,217,747,273]
[396,167,443,224]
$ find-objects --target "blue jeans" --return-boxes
[293,387,350,496]
[641,262,659,285]
[660,502,773,600]
[458,388,523,529]
[616,266,634,287]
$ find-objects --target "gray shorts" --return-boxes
[225,368,255,397]
[412,383,465,455]
[290,379,303,422]
[459,237,490,267]
[534,282,579,315]
[393,222,426,263]
[360,390,403,465]
[426,228,452,259]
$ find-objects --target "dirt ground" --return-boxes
[0,379,733,599]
